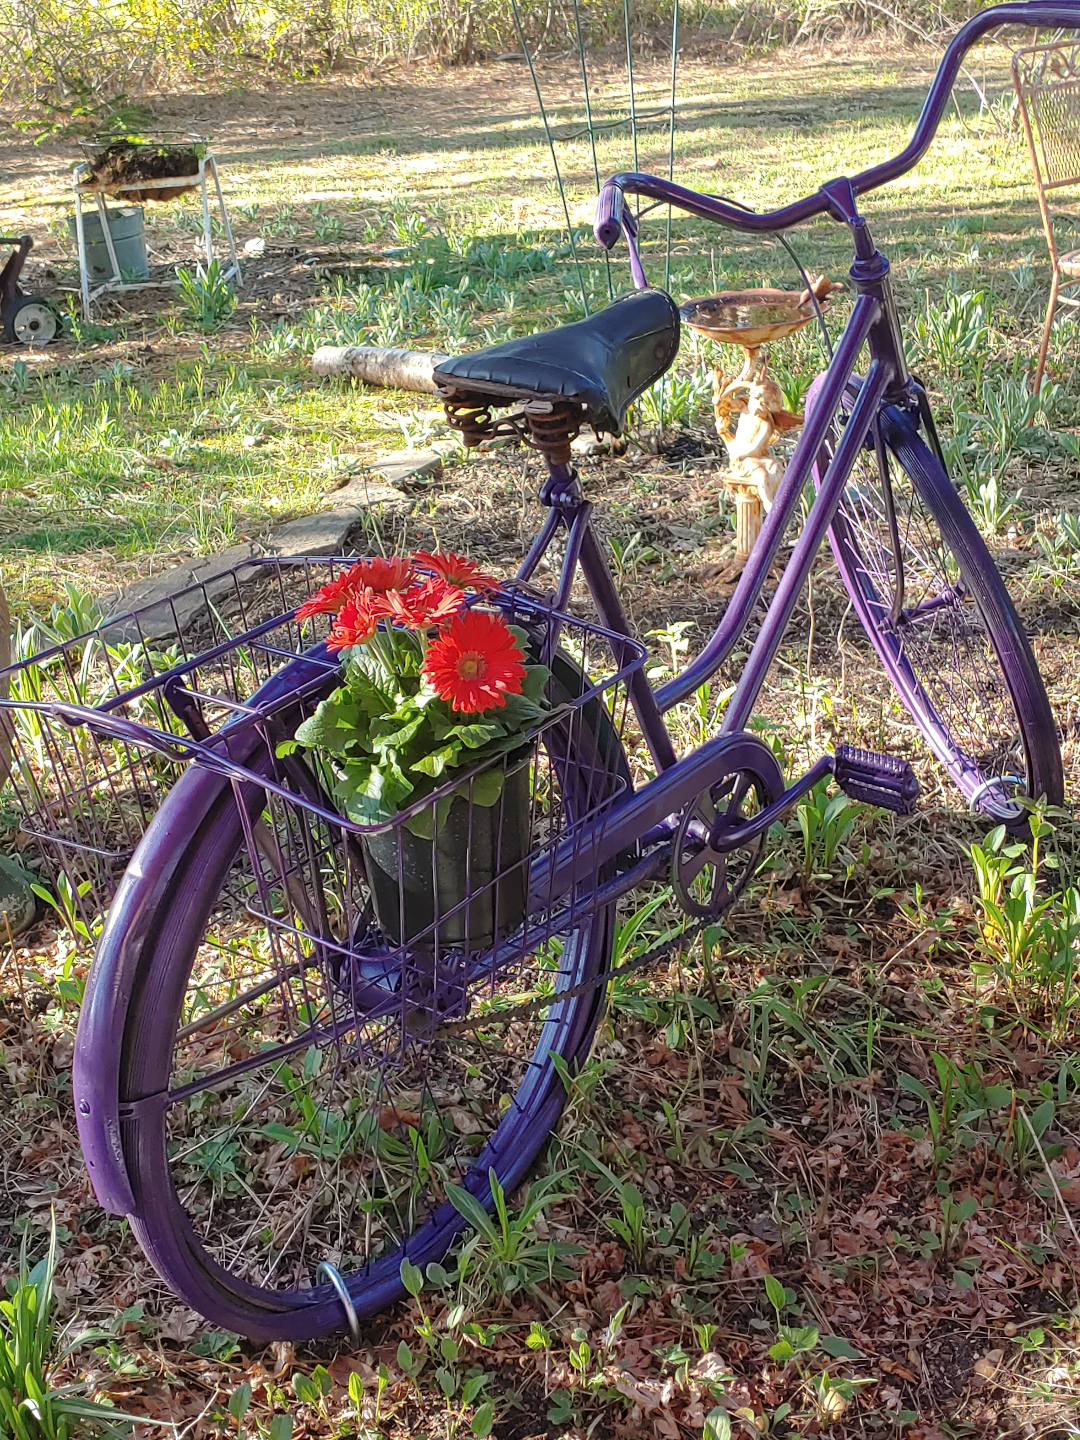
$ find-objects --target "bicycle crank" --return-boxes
[670,750,783,918]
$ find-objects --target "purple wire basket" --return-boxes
[0,556,646,951]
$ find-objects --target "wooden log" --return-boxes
[311,345,449,393]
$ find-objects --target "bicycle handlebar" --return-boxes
[595,1,1080,246]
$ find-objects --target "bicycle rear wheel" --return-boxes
[813,393,1062,818]
[93,659,624,1342]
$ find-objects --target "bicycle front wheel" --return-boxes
[97,661,623,1342]
[815,395,1062,818]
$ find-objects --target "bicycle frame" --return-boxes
[62,1,1074,1344]
[513,201,905,908]
[512,0,1080,907]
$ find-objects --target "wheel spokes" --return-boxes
[838,452,1026,791]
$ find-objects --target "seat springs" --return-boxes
[443,397,525,449]
[442,394,583,469]
[526,403,583,468]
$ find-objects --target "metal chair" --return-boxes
[1012,39,1080,390]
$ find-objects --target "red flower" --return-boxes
[350,556,416,593]
[422,609,526,713]
[380,577,464,631]
[413,550,500,593]
[296,570,363,622]
[295,557,415,622]
[325,596,379,651]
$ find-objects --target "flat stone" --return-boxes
[103,543,264,643]
[370,449,443,485]
[330,474,410,507]
[266,506,367,558]
[0,852,38,936]
[429,435,462,459]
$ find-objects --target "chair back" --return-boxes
[1013,40,1080,193]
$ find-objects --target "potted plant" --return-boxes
[77,137,208,203]
[286,551,550,950]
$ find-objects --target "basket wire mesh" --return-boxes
[33,555,647,1301]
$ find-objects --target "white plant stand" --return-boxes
[72,149,242,318]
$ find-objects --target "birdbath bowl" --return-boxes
[679,286,832,348]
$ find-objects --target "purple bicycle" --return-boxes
[5,0,1061,1342]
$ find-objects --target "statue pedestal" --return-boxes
[728,483,764,564]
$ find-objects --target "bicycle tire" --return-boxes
[812,388,1062,817]
[91,655,626,1342]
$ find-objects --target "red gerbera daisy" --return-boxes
[296,570,363,622]
[295,556,414,622]
[380,576,464,631]
[422,609,526,713]
[325,596,380,651]
[413,550,500,593]
[350,555,416,593]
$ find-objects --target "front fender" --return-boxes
[73,647,335,1216]
[73,788,214,1213]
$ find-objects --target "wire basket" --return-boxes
[0,556,645,950]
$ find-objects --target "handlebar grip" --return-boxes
[595,181,624,250]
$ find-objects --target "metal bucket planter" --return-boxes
[362,756,532,951]
[66,206,149,281]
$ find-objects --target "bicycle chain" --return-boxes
[429,914,709,1040]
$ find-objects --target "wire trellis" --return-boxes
[507,0,683,418]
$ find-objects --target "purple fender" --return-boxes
[73,649,334,1217]
[73,778,217,1213]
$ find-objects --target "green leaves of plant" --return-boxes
[177,259,237,332]
[293,1365,332,1408]
[764,1273,787,1314]
[399,1257,424,1297]
[292,642,548,831]
[396,1339,420,1378]
[0,1214,165,1438]
[769,1324,819,1363]
[704,1406,732,1440]
[471,1401,495,1437]
[445,1180,499,1245]
[228,1382,252,1422]
[795,777,866,881]
[444,1168,576,1297]
[819,1334,865,1359]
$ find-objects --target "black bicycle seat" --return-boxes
[433,288,680,436]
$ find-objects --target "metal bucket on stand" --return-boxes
[67,206,148,281]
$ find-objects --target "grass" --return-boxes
[0,30,1079,1440]
[0,1220,142,1438]
[0,43,1077,606]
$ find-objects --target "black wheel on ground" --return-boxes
[3,298,59,345]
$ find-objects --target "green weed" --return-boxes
[446,1168,578,1302]
[969,813,1080,1035]
[177,260,237,332]
[0,1220,143,1438]
[794,778,866,885]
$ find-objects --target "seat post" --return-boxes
[524,402,589,508]
[539,460,584,508]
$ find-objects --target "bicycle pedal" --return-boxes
[833,744,920,814]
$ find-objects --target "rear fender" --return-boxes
[73,785,218,1214]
